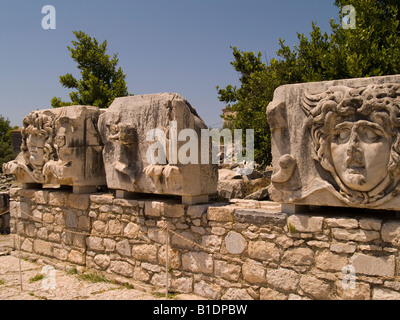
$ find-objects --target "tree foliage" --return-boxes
[0,115,17,173]
[218,0,400,167]
[51,31,129,108]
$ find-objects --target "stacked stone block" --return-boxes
[8,188,400,300]
[9,188,90,266]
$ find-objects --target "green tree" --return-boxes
[0,116,17,173]
[51,31,130,108]
[218,0,400,167]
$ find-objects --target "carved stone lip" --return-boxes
[345,157,365,170]
[347,165,366,173]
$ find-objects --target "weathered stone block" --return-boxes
[315,250,348,272]
[332,228,380,242]
[287,215,324,233]
[214,260,241,282]
[42,213,55,224]
[90,194,114,204]
[3,106,106,189]
[187,204,209,219]
[194,280,221,300]
[103,238,116,252]
[382,221,400,247]
[144,201,164,217]
[330,243,357,254]
[221,288,253,300]
[359,218,382,231]
[133,267,150,282]
[207,206,235,222]
[68,250,85,265]
[123,222,140,238]
[373,287,400,300]
[113,198,138,207]
[94,254,111,269]
[98,93,218,204]
[242,259,266,284]
[201,235,222,253]
[235,209,287,226]
[116,239,131,257]
[182,252,213,274]
[260,287,287,300]
[109,260,134,277]
[248,241,280,262]
[300,275,331,300]
[92,221,106,233]
[107,219,122,235]
[158,245,181,269]
[282,247,314,266]
[131,244,157,263]
[171,277,193,294]
[33,239,52,256]
[53,248,68,261]
[68,194,90,210]
[267,75,400,211]
[148,228,167,244]
[48,192,68,207]
[266,268,300,292]
[35,191,48,205]
[86,237,104,251]
[21,238,33,252]
[350,253,395,277]
[224,231,246,255]
[325,218,358,229]
[170,230,195,249]
[164,203,185,218]
[335,281,370,300]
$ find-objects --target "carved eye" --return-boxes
[336,129,351,143]
[362,128,380,143]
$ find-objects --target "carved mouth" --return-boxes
[347,166,366,174]
[346,157,365,172]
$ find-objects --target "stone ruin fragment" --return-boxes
[98,93,218,205]
[3,93,218,204]
[2,106,106,193]
[267,74,400,212]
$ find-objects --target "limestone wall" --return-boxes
[8,187,400,300]
[0,192,10,234]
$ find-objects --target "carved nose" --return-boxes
[346,131,361,156]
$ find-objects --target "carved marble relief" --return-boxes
[98,93,218,204]
[267,75,400,210]
[3,106,106,191]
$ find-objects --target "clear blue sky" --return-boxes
[0,0,340,128]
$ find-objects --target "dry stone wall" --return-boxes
[8,187,400,300]
[0,192,10,234]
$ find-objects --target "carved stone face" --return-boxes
[108,123,136,146]
[300,83,400,205]
[330,119,392,192]
[26,134,46,168]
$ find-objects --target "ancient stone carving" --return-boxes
[3,106,106,192]
[98,93,218,204]
[267,75,400,211]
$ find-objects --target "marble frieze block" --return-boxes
[267,74,400,211]
[97,93,218,204]
[3,106,106,192]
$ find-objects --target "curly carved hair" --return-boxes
[302,83,400,204]
[21,111,56,170]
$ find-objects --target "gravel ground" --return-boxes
[0,235,199,301]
